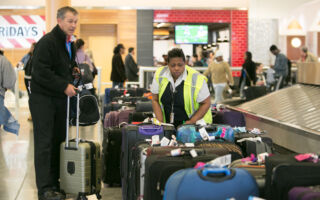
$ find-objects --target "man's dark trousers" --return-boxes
[29,92,67,195]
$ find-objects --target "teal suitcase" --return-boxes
[60,95,102,200]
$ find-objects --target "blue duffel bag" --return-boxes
[163,167,259,200]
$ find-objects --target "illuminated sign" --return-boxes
[0,15,46,49]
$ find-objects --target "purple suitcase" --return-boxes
[289,186,320,200]
[104,111,119,128]
[121,124,175,200]
[212,109,246,127]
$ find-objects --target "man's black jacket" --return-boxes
[31,25,77,98]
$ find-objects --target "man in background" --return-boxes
[124,47,139,82]
[300,46,318,63]
[0,51,20,135]
[269,45,288,91]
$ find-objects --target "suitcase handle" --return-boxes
[138,125,163,135]
[66,92,80,149]
[198,168,236,182]
[202,168,231,176]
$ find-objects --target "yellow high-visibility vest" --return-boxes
[155,65,212,124]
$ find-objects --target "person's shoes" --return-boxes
[38,190,66,200]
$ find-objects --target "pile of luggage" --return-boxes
[101,88,320,200]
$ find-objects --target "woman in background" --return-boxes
[110,44,126,88]
[239,51,256,99]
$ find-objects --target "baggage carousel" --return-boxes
[229,84,320,153]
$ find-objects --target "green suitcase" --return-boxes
[60,95,102,200]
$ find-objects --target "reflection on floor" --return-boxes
[2,92,121,200]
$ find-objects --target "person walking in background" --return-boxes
[299,46,318,63]
[239,51,256,99]
[269,45,288,91]
[75,38,94,72]
[203,50,234,104]
[0,52,20,135]
[124,47,139,82]
[192,54,203,67]
[111,44,126,88]
[21,42,37,121]
[29,6,79,200]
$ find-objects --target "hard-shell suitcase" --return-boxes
[236,137,273,157]
[288,186,320,200]
[121,124,175,200]
[60,95,102,200]
[265,154,320,200]
[163,167,259,200]
[102,127,122,186]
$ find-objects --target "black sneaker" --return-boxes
[38,190,66,200]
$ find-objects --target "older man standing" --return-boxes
[30,6,78,200]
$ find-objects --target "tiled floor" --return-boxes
[2,91,122,200]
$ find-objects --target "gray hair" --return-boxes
[57,6,78,19]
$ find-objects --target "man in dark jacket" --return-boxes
[29,6,78,200]
[124,47,139,81]
[270,45,288,90]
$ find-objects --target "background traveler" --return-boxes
[269,45,288,91]
[239,51,256,99]
[124,47,139,82]
[111,43,126,88]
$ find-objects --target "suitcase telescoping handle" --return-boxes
[65,92,80,149]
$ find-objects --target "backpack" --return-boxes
[78,63,94,84]
[24,55,33,78]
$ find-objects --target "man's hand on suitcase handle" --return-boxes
[64,84,78,97]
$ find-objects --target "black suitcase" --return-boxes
[244,86,267,101]
[102,127,122,186]
[128,112,153,123]
[113,96,149,104]
[144,152,219,200]
[135,101,153,112]
[265,154,320,200]
[121,124,175,200]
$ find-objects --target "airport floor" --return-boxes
[1,91,122,200]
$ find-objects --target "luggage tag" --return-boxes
[118,100,123,104]
[151,135,160,146]
[170,112,174,124]
[257,152,269,163]
[208,136,216,141]
[170,148,182,156]
[185,143,195,147]
[160,137,170,146]
[199,127,210,141]
[189,149,198,158]
[207,154,231,167]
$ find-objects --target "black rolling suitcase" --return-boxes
[121,124,175,200]
[243,86,267,101]
[143,152,219,200]
[128,112,153,123]
[265,154,320,200]
[102,127,122,186]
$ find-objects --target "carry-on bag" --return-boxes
[163,167,259,200]
[265,154,320,200]
[212,108,246,127]
[236,136,273,157]
[176,124,234,143]
[244,86,267,101]
[102,127,122,186]
[288,186,320,200]
[121,124,175,200]
[60,95,102,200]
